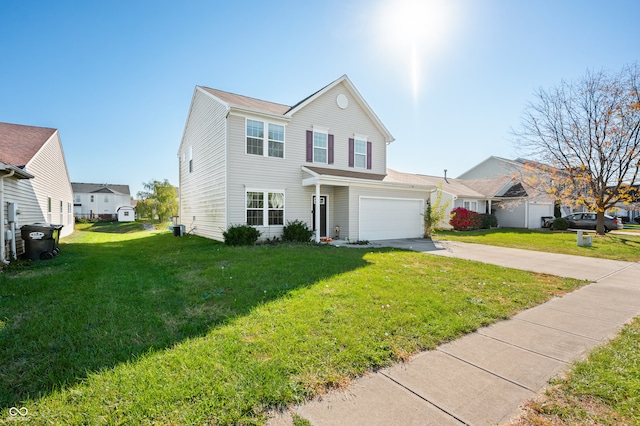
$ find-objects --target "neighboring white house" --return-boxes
[0,122,75,262]
[178,75,436,242]
[71,183,133,220]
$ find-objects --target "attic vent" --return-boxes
[336,94,348,109]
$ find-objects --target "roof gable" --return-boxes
[286,75,394,144]
[0,122,57,167]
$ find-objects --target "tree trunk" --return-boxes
[596,211,606,235]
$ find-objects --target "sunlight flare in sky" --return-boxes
[373,0,457,102]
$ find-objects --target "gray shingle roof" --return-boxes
[71,182,131,196]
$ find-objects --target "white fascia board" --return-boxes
[228,108,290,123]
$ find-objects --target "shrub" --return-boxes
[282,220,314,243]
[449,207,481,231]
[480,213,498,229]
[551,217,569,231]
[223,224,261,246]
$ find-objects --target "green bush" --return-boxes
[282,220,314,243]
[551,217,569,231]
[480,213,498,229]
[223,224,261,246]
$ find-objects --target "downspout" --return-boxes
[1,169,15,265]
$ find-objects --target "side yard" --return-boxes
[0,223,582,424]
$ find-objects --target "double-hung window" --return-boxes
[246,191,285,226]
[313,131,328,163]
[268,124,284,158]
[463,200,478,212]
[246,119,285,158]
[246,120,264,156]
[354,138,367,168]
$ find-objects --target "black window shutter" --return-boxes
[348,138,354,168]
[306,131,313,162]
[367,141,372,169]
[328,134,334,164]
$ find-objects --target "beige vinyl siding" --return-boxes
[178,88,228,240]
[290,82,388,175]
[24,132,75,238]
[226,112,303,238]
[333,187,349,238]
[2,177,42,256]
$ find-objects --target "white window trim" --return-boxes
[463,200,478,212]
[245,189,286,227]
[354,135,368,169]
[245,118,286,159]
[312,129,328,164]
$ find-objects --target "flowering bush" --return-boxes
[449,207,481,231]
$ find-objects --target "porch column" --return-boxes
[315,183,321,243]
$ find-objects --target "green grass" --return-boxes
[434,228,640,262]
[514,317,640,425]
[0,223,583,424]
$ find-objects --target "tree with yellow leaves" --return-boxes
[514,64,640,235]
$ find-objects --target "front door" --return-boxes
[312,196,327,237]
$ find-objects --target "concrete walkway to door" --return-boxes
[268,238,640,426]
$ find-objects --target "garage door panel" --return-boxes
[360,197,423,240]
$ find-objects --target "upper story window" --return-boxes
[47,197,52,213]
[313,131,328,164]
[189,146,193,173]
[246,119,285,158]
[354,138,367,168]
[90,195,95,203]
[349,136,372,170]
[104,196,109,203]
[74,195,81,203]
[268,124,284,158]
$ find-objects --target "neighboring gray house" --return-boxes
[71,183,133,220]
[456,156,557,228]
[385,168,544,230]
[0,122,74,263]
[178,75,436,242]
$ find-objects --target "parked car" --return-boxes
[563,213,623,232]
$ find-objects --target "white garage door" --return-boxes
[359,197,424,240]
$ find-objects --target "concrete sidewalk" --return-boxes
[268,240,640,426]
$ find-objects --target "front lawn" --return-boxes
[0,223,583,424]
[434,228,640,262]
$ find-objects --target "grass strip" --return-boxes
[512,317,640,425]
[435,228,640,262]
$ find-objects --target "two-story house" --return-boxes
[178,75,435,242]
[71,183,133,221]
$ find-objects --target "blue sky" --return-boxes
[1,0,638,197]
